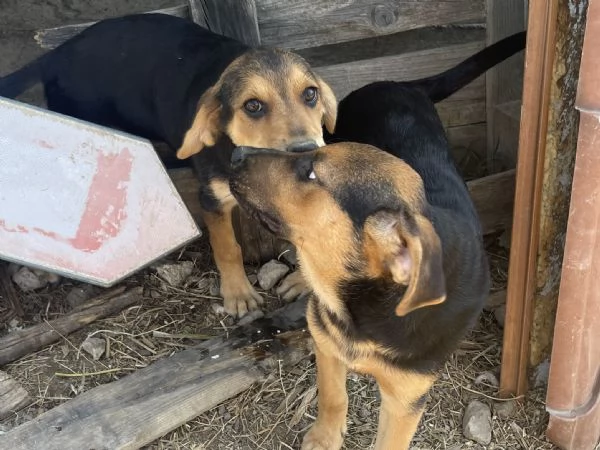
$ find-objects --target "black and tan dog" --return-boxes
[227,33,526,447]
[0,13,336,316]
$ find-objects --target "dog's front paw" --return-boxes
[221,278,264,318]
[301,423,345,450]
[276,270,312,302]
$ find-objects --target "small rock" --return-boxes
[494,304,506,328]
[33,269,61,285]
[474,371,499,388]
[81,337,106,360]
[211,302,226,315]
[463,400,492,445]
[66,285,96,308]
[155,261,194,287]
[247,274,258,286]
[8,318,22,332]
[12,267,47,292]
[494,399,517,419]
[257,260,290,290]
[533,359,550,387]
[237,309,264,326]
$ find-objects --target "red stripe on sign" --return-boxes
[0,220,28,233]
[70,149,133,252]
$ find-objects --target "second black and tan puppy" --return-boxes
[0,13,337,316]
[229,76,492,448]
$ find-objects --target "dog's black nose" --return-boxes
[231,146,249,168]
[232,146,277,168]
[287,140,318,153]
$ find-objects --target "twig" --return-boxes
[55,367,135,377]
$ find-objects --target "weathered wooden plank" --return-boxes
[447,123,487,159]
[316,40,485,104]
[485,0,526,169]
[0,300,310,450]
[168,167,515,238]
[438,98,486,129]
[0,287,138,367]
[189,0,260,45]
[0,371,31,420]
[256,0,485,49]
[298,26,485,67]
[468,170,516,236]
[33,5,191,50]
[490,100,522,170]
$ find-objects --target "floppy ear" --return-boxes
[316,75,337,134]
[176,86,222,160]
[364,210,446,317]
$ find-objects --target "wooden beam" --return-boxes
[0,371,30,420]
[0,287,139,367]
[33,5,191,50]
[447,123,487,161]
[189,0,260,45]
[0,283,505,448]
[256,0,485,49]
[485,0,526,170]
[316,40,485,104]
[0,300,310,450]
[468,169,515,235]
[500,0,558,398]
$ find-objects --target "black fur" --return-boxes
[0,14,247,150]
[310,35,527,374]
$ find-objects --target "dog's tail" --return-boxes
[408,31,526,103]
[0,54,49,99]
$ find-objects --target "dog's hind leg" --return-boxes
[372,368,436,450]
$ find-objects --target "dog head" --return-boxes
[176,48,337,159]
[230,143,446,316]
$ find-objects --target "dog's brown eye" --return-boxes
[303,87,318,105]
[244,99,263,115]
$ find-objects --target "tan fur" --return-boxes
[202,179,262,317]
[176,50,338,317]
[305,300,436,450]
[229,142,446,449]
[176,85,222,159]
[176,51,336,159]
[364,211,446,316]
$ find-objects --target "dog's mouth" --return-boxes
[230,185,284,236]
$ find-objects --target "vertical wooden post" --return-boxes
[500,0,586,398]
[499,0,558,398]
[188,0,261,46]
[485,0,526,171]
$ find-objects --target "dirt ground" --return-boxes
[0,1,564,449]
